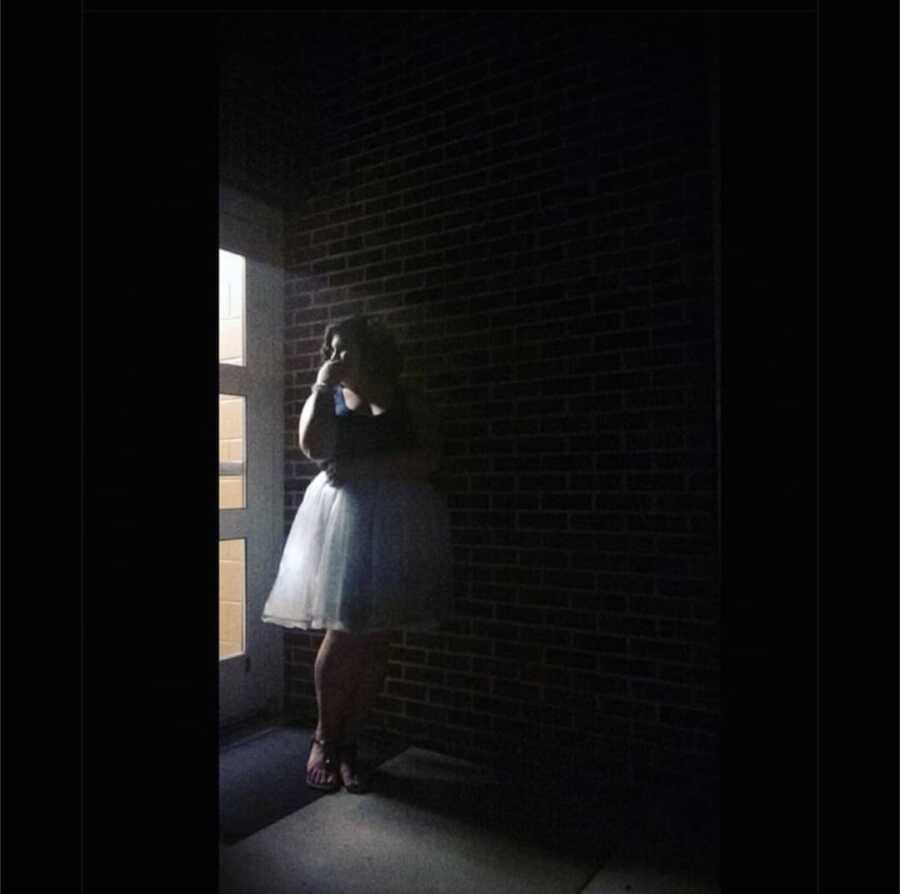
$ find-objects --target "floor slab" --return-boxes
[219,746,605,894]
[219,725,409,843]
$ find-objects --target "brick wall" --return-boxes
[275,11,718,787]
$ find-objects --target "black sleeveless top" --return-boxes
[332,385,418,461]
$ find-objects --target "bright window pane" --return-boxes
[219,249,246,366]
[219,394,246,509]
[219,539,246,660]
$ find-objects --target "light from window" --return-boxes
[219,394,246,510]
[219,249,246,366]
[219,539,246,660]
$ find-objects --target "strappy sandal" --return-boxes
[337,741,368,794]
[305,736,341,792]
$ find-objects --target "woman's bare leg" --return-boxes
[307,629,367,787]
[342,630,392,741]
[338,630,392,787]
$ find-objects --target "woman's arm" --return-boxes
[299,354,348,461]
[298,387,338,462]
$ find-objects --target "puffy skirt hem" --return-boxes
[261,471,452,635]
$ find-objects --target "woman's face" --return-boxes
[328,334,363,388]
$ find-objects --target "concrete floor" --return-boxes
[220,743,720,894]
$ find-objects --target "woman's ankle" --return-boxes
[313,724,340,745]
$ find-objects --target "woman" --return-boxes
[262,315,452,794]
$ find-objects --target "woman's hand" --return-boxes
[315,352,347,387]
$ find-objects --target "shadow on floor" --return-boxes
[221,722,719,882]
[366,749,719,877]
[219,722,409,843]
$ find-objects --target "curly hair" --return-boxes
[320,314,403,385]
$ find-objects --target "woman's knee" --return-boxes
[317,630,358,669]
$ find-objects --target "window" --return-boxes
[219,248,246,366]
[219,539,246,660]
[219,393,246,510]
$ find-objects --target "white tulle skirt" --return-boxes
[262,470,453,634]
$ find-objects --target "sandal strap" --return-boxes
[311,736,339,770]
